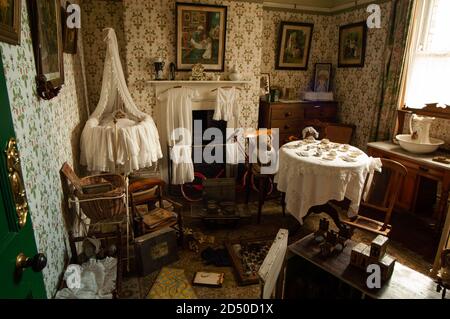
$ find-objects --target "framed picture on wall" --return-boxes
[61,1,78,54]
[0,0,21,45]
[260,73,270,96]
[276,21,314,70]
[176,3,227,72]
[28,0,64,100]
[338,21,367,68]
[314,63,332,92]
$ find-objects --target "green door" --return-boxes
[0,53,47,299]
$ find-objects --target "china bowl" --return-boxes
[396,134,444,154]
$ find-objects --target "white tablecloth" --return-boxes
[275,140,382,224]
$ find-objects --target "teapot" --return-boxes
[409,114,435,144]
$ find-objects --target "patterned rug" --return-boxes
[120,199,434,299]
[147,267,197,299]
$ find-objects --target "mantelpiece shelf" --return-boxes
[147,80,251,85]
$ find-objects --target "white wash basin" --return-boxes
[396,134,444,154]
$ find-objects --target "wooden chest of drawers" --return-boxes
[258,101,338,144]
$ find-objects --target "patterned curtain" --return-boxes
[371,0,414,141]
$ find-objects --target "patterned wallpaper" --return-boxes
[0,0,88,297]
[82,0,127,113]
[261,9,333,93]
[332,1,392,149]
[121,0,263,129]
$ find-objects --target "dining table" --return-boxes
[275,139,382,227]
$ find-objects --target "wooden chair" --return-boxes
[302,120,355,144]
[343,159,407,237]
[244,130,286,224]
[128,178,184,244]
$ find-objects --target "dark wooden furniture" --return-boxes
[344,159,407,237]
[128,178,183,244]
[244,129,286,224]
[367,142,450,231]
[258,101,338,145]
[285,234,440,299]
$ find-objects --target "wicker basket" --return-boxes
[76,174,126,222]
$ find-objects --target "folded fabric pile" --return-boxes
[55,257,117,299]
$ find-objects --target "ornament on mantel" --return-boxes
[229,66,242,81]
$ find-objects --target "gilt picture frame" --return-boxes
[28,0,64,99]
[176,2,227,72]
[0,0,21,45]
[276,21,314,70]
[338,21,367,68]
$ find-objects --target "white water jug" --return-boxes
[409,114,435,144]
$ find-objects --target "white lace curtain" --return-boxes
[404,0,450,108]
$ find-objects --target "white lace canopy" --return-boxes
[80,28,162,173]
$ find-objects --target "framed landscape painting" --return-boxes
[338,22,367,68]
[176,3,227,72]
[0,0,21,45]
[276,22,313,70]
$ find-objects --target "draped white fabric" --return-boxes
[80,28,162,173]
[404,0,450,108]
[158,88,198,185]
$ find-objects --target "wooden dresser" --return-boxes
[258,101,338,144]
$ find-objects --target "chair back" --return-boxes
[362,158,407,216]
[258,229,289,299]
[324,123,355,144]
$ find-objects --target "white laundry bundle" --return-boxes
[55,257,117,299]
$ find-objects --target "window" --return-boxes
[404,0,450,109]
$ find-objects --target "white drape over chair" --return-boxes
[80,28,162,173]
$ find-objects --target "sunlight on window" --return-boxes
[404,0,450,108]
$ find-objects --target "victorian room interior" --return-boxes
[0,0,450,300]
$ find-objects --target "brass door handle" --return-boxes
[285,112,292,117]
[5,138,29,229]
[16,253,47,272]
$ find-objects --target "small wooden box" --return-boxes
[380,254,396,282]
[134,228,179,276]
[370,235,389,260]
[351,243,368,268]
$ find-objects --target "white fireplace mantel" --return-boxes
[149,80,251,182]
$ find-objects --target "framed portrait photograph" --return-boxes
[314,63,332,92]
[276,21,314,70]
[0,0,21,45]
[28,0,64,99]
[260,73,270,96]
[61,1,77,54]
[338,22,367,68]
[176,3,227,72]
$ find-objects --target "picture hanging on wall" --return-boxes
[0,0,21,45]
[276,21,314,70]
[338,21,367,68]
[260,73,271,96]
[314,63,332,92]
[176,2,227,72]
[28,0,64,100]
[61,1,78,54]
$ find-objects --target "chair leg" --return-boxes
[177,208,184,246]
[281,192,286,217]
[245,165,252,205]
[257,176,266,224]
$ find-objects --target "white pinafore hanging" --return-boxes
[80,28,162,173]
